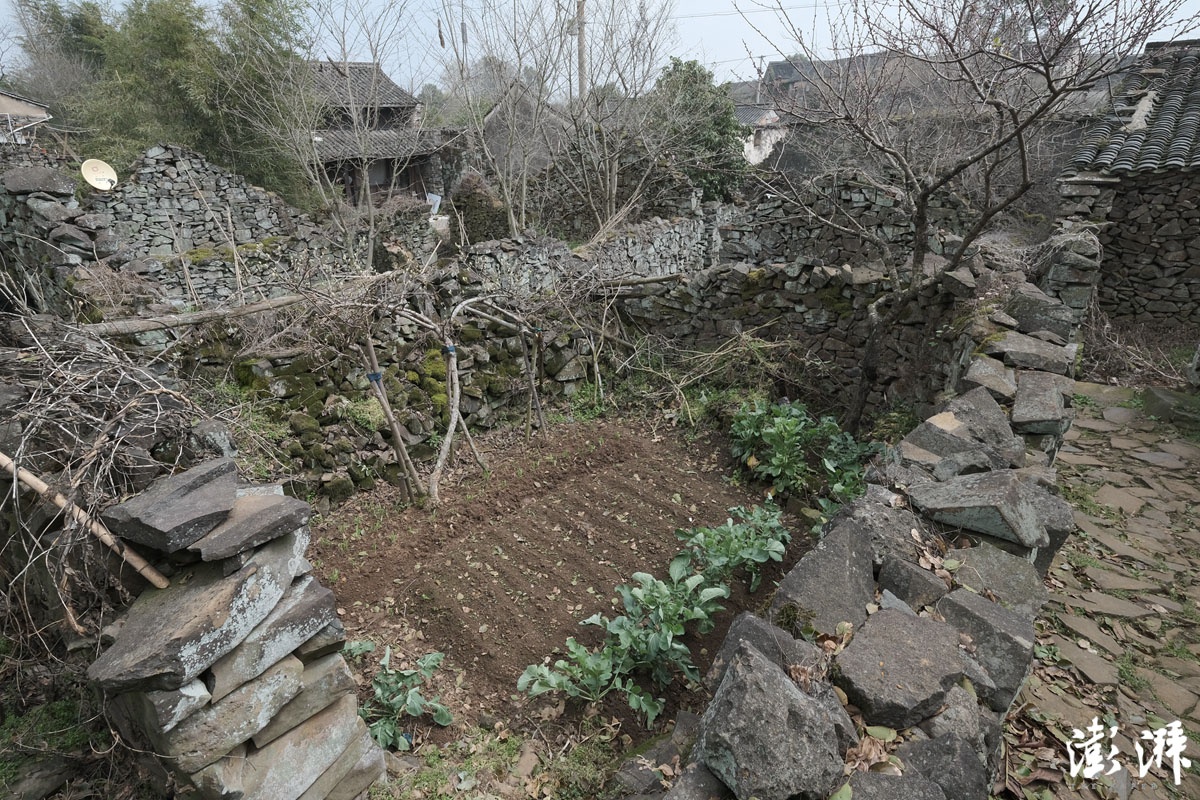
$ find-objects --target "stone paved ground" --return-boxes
[1009,381,1200,800]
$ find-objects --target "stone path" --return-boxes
[1011,381,1200,800]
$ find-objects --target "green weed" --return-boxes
[1116,652,1149,692]
[357,649,452,751]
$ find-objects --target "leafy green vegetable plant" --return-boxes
[517,639,665,727]
[358,648,452,750]
[674,504,790,591]
[520,504,791,728]
[585,569,729,688]
[730,400,876,510]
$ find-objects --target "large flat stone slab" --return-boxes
[1012,371,1074,435]
[834,486,927,569]
[1143,387,1200,432]
[982,330,1076,375]
[918,684,987,764]
[897,734,988,800]
[189,494,312,561]
[2,166,76,196]
[1005,282,1076,339]
[833,610,963,729]
[878,556,949,611]
[124,680,212,735]
[947,542,1048,619]
[102,459,237,552]
[207,575,336,702]
[253,653,356,748]
[239,693,364,800]
[937,590,1035,712]
[769,522,874,636]
[942,387,1026,466]
[295,618,346,663]
[156,655,304,773]
[695,642,851,800]
[704,612,821,691]
[961,354,1017,401]
[907,471,1048,548]
[323,735,386,800]
[296,719,375,800]
[88,530,310,693]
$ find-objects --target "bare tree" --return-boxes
[749,0,1197,425]
[757,0,1196,280]
[438,0,699,238]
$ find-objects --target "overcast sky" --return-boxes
[5,0,1200,91]
[378,0,1200,91]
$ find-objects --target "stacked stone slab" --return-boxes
[641,274,1082,800]
[87,458,384,800]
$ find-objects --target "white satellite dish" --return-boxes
[81,159,118,191]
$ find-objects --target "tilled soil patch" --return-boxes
[310,417,806,742]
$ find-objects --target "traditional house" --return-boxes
[1061,40,1200,325]
[0,90,52,145]
[309,61,451,204]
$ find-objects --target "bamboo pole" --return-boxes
[0,450,170,589]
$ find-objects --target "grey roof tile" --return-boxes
[308,61,418,109]
[1070,43,1200,175]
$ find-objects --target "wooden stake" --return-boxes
[0,450,170,589]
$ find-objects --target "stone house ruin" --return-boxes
[310,61,452,204]
[1063,39,1200,324]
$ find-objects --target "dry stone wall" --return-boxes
[628,264,1084,800]
[1093,172,1200,321]
[719,176,971,267]
[1045,169,1200,324]
[0,164,119,315]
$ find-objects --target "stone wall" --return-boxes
[617,258,960,414]
[719,175,971,268]
[1039,175,1111,318]
[1093,172,1200,321]
[1045,169,1200,324]
[0,146,445,314]
[0,165,119,315]
[643,264,1083,800]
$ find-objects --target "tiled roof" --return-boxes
[1070,43,1200,174]
[309,61,418,109]
[312,128,439,161]
[734,105,777,127]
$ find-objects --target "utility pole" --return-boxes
[576,0,586,100]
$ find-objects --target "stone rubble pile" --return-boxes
[87,458,384,800]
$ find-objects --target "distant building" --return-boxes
[0,90,52,145]
[308,61,454,205]
[1063,39,1200,324]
